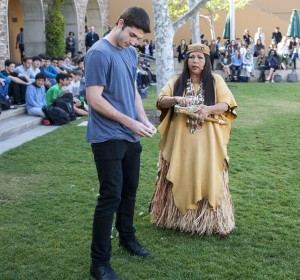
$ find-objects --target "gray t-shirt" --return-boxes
[85,39,139,143]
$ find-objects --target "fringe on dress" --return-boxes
[150,156,235,235]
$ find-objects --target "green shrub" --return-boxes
[45,0,65,57]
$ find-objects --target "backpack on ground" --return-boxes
[287,71,298,82]
[53,93,76,121]
[274,74,282,83]
[42,106,70,125]
[238,75,248,82]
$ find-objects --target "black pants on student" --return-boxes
[19,43,25,60]
[91,140,142,265]
[8,80,27,104]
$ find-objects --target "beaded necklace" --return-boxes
[184,78,205,133]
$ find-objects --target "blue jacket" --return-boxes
[0,72,11,84]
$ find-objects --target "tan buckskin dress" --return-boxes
[151,74,237,235]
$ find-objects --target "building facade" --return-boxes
[0,0,109,65]
[0,0,299,66]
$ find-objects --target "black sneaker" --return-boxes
[90,263,121,280]
[119,238,150,257]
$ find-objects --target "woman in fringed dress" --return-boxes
[150,43,237,236]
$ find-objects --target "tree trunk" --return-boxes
[153,0,211,93]
[209,13,216,39]
[188,0,201,44]
[152,0,175,93]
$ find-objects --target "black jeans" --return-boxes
[8,80,27,104]
[91,140,142,265]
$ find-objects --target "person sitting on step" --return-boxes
[25,73,47,118]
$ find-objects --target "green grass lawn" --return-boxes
[0,83,299,279]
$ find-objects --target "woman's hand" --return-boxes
[177,96,194,107]
[195,105,211,120]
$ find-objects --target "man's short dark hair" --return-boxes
[44,56,52,61]
[5,59,14,67]
[22,56,32,63]
[38,54,46,60]
[118,6,151,33]
[56,73,69,84]
[35,73,46,81]
[32,56,42,62]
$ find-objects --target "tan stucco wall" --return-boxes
[0,0,298,67]
[108,0,299,47]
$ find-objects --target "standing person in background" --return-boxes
[209,39,219,70]
[272,27,282,45]
[151,43,237,236]
[215,37,222,49]
[16,28,25,61]
[66,32,76,58]
[254,27,265,46]
[141,39,150,61]
[149,39,155,59]
[85,26,100,51]
[103,25,112,37]
[243,29,253,47]
[85,6,156,280]
[176,39,188,63]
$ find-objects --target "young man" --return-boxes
[43,56,60,80]
[272,27,282,45]
[85,26,100,50]
[1,59,31,105]
[14,57,33,79]
[47,73,87,116]
[30,56,42,81]
[46,73,70,105]
[85,6,156,280]
[25,73,47,117]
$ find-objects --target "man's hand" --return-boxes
[129,120,156,138]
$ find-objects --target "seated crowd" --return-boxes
[0,52,88,121]
[219,34,299,82]
[182,27,300,83]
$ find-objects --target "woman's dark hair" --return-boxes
[268,49,278,57]
[117,6,151,33]
[173,54,215,106]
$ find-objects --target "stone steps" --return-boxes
[0,106,57,154]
